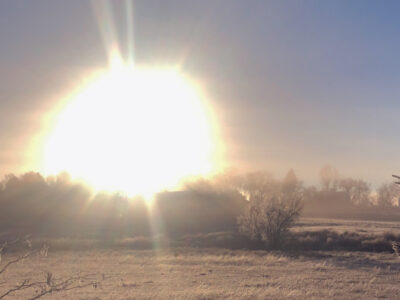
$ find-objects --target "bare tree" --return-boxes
[338,178,371,206]
[377,183,398,208]
[281,169,302,195]
[240,171,278,203]
[237,171,303,248]
[319,165,339,191]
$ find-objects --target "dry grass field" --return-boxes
[2,218,400,299]
[295,217,400,236]
[2,249,400,299]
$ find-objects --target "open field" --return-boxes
[2,248,400,299]
[3,218,400,299]
[295,217,400,235]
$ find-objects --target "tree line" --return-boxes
[0,166,398,238]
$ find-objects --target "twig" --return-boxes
[28,273,103,300]
[0,252,33,275]
[0,280,44,299]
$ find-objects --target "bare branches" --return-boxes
[0,238,45,298]
[0,252,31,275]
[0,237,104,299]
[0,279,43,299]
[0,272,102,300]
[28,272,102,300]
[0,235,38,276]
[238,173,303,248]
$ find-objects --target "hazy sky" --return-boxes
[1,0,400,187]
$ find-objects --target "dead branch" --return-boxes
[0,252,33,275]
[0,279,44,299]
[28,272,102,300]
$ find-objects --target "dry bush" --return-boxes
[238,195,303,248]
[236,171,303,249]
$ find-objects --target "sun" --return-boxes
[42,66,222,197]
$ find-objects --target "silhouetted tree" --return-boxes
[338,178,371,206]
[377,183,398,208]
[240,171,278,203]
[319,165,339,191]
[281,169,302,195]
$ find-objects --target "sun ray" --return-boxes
[91,0,123,68]
[125,0,135,67]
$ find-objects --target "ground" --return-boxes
[294,217,400,235]
[3,248,400,299]
[2,218,400,299]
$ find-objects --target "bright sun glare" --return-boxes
[42,66,221,197]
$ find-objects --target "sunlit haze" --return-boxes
[41,65,222,197]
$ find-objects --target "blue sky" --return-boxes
[1,0,400,187]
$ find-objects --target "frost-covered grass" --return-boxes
[3,218,400,299]
[2,248,400,299]
[295,217,400,235]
